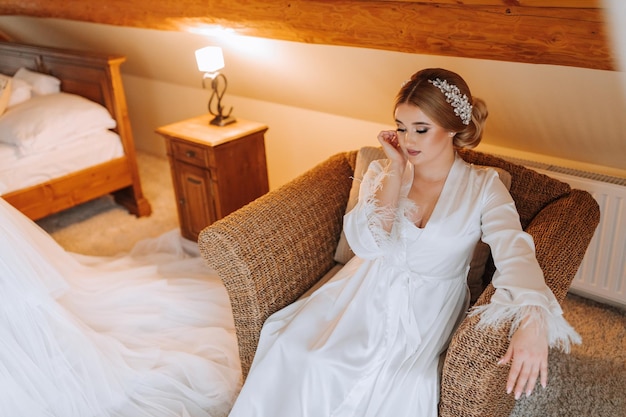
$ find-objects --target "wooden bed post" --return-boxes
[105,55,152,217]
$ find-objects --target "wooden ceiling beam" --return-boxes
[0,0,614,70]
[377,0,601,7]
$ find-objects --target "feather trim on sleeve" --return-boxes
[359,168,398,253]
[469,303,582,353]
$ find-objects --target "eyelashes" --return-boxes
[396,128,428,135]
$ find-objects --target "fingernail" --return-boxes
[515,392,521,400]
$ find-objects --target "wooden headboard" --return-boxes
[0,41,132,144]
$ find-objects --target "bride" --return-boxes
[0,197,240,416]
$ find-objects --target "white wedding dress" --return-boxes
[228,154,580,417]
[0,197,241,417]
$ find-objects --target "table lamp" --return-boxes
[195,46,236,126]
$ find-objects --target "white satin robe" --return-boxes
[227,153,580,417]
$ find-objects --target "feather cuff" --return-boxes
[470,303,582,353]
[360,168,397,251]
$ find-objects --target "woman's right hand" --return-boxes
[378,130,406,166]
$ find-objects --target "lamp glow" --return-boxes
[194,46,235,126]
[195,46,224,74]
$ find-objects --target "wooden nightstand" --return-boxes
[157,115,269,241]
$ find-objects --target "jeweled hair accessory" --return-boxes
[428,78,473,125]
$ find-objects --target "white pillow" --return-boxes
[14,67,61,96]
[0,92,117,156]
[8,78,32,107]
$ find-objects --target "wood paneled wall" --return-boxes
[0,0,614,70]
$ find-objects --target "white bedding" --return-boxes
[0,130,124,195]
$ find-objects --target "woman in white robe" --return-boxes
[227,68,580,417]
[0,196,241,416]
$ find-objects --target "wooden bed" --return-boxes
[0,41,151,220]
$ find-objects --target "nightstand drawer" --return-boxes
[171,140,210,167]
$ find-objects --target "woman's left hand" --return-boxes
[498,318,548,399]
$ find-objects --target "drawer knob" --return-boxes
[185,150,196,158]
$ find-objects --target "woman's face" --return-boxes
[394,103,454,167]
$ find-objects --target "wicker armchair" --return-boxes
[198,148,600,417]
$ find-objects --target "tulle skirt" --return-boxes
[0,198,240,417]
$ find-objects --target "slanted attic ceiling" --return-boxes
[0,0,614,70]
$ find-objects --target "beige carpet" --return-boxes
[37,152,180,256]
[37,152,625,417]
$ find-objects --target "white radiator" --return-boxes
[500,156,626,308]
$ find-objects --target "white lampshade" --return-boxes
[195,46,225,73]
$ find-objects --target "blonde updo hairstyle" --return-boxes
[395,68,488,149]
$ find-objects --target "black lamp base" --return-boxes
[209,115,237,127]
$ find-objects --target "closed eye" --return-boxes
[397,127,428,134]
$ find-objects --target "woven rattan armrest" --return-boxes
[198,151,356,378]
[525,189,600,302]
